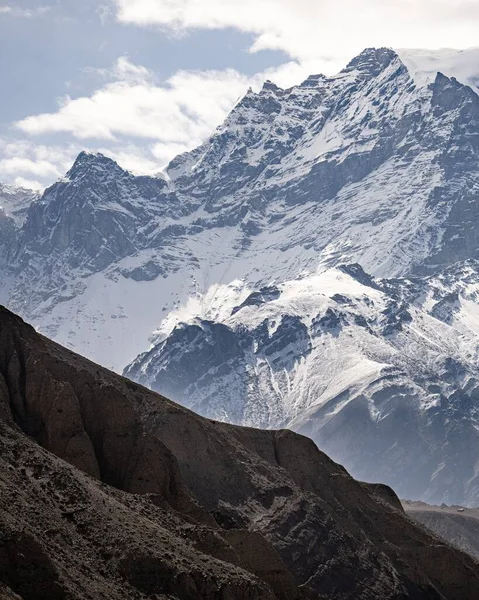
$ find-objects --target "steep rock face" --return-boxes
[0,184,39,279]
[6,153,184,312]
[18,153,173,267]
[127,262,479,505]
[2,306,479,599]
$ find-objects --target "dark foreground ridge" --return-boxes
[0,306,478,599]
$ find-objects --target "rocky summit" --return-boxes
[3,48,479,505]
[2,305,479,599]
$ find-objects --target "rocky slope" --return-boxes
[2,305,479,599]
[0,184,39,227]
[0,184,39,274]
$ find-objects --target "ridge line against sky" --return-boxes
[1,0,479,190]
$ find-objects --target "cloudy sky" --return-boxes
[1,0,478,190]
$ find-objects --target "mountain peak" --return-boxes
[397,48,479,95]
[0,182,33,195]
[343,47,400,76]
[66,151,125,180]
[260,79,283,94]
[430,70,479,109]
[299,73,326,88]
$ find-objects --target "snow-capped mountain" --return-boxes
[3,47,479,503]
[4,48,479,367]
[0,183,40,285]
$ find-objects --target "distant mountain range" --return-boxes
[2,47,479,504]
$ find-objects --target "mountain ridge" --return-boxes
[3,46,476,368]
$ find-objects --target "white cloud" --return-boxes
[13,176,44,191]
[98,144,162,174]
[0,141,78,186]
[112,0,479,66]
[151,141,192,163]
[0,4,50,18]
[13,56,320,180]
[91,56,156,85]
[16,59,253,145]
[0,157,60,178]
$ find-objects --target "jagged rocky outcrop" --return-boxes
[0,184,40,270]
[0,184,39,227]
[2,306,479,599]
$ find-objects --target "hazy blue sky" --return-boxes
[1,0,478,189]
